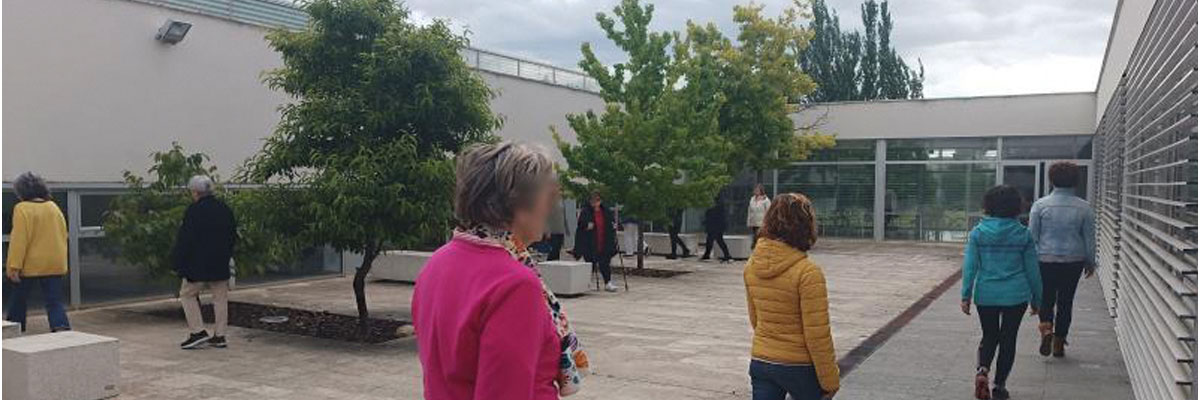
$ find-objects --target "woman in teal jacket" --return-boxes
[961,185,1043,400]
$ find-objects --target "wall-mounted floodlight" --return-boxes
[155,20,192,44]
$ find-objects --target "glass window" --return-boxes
[778,164,875,239]
[1002,135,1093,160]
[885,163,995,242]
[80,195,117,228]
[806,139,876,162]
[79,237,177,304]
[886,137,998,161]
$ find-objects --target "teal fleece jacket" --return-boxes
[961,217,1043,307]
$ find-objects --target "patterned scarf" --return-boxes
[453,226,590,396]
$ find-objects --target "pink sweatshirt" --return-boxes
[411,237,560,400]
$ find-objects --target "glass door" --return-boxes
[1001,163,1041,221]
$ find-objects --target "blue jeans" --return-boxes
[6,276,70,331]
[749,360,823,400]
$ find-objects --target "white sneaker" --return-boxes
[605,282,620,292]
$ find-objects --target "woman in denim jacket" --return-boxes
[962,185,1043,400]
[1028,161,1095,358]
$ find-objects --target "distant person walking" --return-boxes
[413,142,589,399]
[701,197,732,262]
[172,175,237,350]
[961,185,1043,400]
[4,172,70,332]
[1029,161,1095,358]
[747,184,771,249]
[666,208,691,259]
[744,193,839,400]
[575,192,619,292]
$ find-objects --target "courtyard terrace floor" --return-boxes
[14,239,1131,399]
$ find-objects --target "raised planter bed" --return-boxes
[144,301,410,344]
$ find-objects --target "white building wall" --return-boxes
[792,92,1097,140]
[1094,0,1156,125]
[2,0,601,183]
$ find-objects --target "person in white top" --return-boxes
[747,184,771,249]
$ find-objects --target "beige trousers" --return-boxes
[179,279,229,337]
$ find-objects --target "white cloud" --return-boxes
[403,0,1118,98]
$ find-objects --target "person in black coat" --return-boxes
[171,176,237,349]
[701,197,732,261]
[574,192,619,292]
[667,208,691,259]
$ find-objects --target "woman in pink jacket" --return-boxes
[412,142,589,400]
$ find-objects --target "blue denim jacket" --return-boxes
[961,217,1043,307]
[1029,188,1096,266]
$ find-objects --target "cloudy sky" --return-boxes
[403,0,1117,99]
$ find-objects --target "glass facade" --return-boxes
[774,135,1093,242]
[778,164,874,238]
[2,187,344,308]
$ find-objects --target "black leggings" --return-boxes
[669,229,690,256]
[703,232,731,259]
[1039,262,1085,338]
[977,303,1026,386]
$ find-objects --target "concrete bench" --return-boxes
[700,235,752,259]
[370,250,434,282]
[643,233,699,256]
[3,331,120,400]
[3,320,20,338]
[723,235,753,259]
[536,260,592,296]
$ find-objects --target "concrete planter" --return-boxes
[723,235,753,259]
[536,260,592,296]
[3,320,20,339]
[3,331,120,400]
[370,251,435,283]
[643,232,699,256]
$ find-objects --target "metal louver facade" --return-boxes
[1092,0,1198,399]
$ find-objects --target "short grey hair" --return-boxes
[187,175,214,196]
[13,172,50,200]
[454,141,556,228]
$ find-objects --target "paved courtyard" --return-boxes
[11,239,1131,399]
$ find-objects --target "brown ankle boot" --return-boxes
[1038,322,1054,356]
[1052,336,1067,357]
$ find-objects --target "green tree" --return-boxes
[800,0,925,102]
[679,1,834,181]
[240,0,499,331]
[103,144,303,280]
[555,0,730,268]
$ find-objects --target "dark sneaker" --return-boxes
[180,331,210,349]
[992,386,1010,400]
[1039,333,1054,356]
[975,372,991,399]
[208,336,227,349]
[1052,336,1067,357]
[666,255,678,260]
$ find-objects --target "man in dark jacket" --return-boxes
[574,192,619,292]
[701,197,732,262]
[171,175,237,349]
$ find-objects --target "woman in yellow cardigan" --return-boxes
[5,172,70,332]
[743,193,838,400]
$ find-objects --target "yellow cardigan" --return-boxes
[743,239,840,392]
[6,201,69,277]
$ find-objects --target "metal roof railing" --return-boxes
[131,0,599,93]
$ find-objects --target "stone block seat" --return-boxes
[3,320,20,338]
[643,232,700,256]
[369,250,434,282]
[536,260,591,297]
[3,331,120,400]
[700,234,753,260]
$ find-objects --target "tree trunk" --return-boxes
[636,222,644,269]
[353,241,381,337]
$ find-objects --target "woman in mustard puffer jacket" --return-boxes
[743,193,838,400]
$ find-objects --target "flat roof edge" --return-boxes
[804,91,1097,107]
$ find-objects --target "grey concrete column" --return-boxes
[873,139,887,241]
[66,191,82,307]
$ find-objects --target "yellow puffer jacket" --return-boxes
[743,239,839,392]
